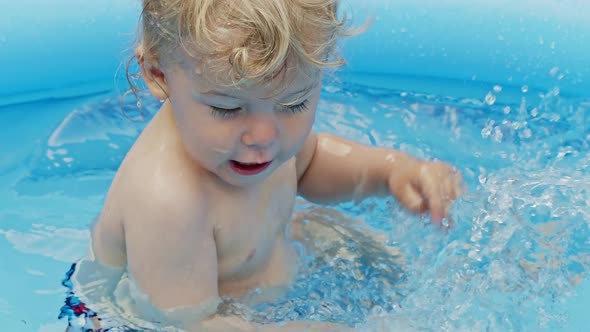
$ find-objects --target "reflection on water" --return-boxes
[220,206,405,327]
[2,73,589,331]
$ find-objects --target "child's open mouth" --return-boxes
[229,160,272,176]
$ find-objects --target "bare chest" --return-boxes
[210,163,297,281]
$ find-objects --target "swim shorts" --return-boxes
[58,262,103,331]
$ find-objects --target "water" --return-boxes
[0,73,588,331]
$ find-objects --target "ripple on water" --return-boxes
[11,76,590,330]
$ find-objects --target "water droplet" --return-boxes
[503,106,511,114]
[478,174,487,184]
[370,305,385,317]
[521,85,529,93]
[493,85,503,93]
[493,126,503,142]
[531,108,538,117]
[485,92,496,105]
[481,120,495,138]
[519,128,532,139]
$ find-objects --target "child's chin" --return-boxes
[217,168,271,187]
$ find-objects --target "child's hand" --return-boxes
[387,159,464,226]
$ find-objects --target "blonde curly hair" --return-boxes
[133,0,350,88]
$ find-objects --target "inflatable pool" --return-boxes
[2,0,589,105]
[1,1,589,331]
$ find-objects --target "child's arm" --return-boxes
[122,190,225,326]
[93,172,224,328]
[296,133,464,223]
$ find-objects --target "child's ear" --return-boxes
[136,46,169,100]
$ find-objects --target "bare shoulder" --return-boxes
[123,150,207,229]
[93,106,209,267]
[93,152,206,265]
[117,143,221,309]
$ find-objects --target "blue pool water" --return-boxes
[0,69,588,331]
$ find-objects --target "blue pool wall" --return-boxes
[1,0,589,105]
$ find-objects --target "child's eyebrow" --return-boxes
[286,86,314,97]
[200,82,318,100]
[282,81,320,99]
[200,91,241,100]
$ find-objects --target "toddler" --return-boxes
[61,0,464,331]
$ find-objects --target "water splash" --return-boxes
[13,75,589,330]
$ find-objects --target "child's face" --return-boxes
[163,59,321,187]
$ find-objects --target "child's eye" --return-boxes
[283,99,309,114]
[209,100,309,119]
[209,106,242,119]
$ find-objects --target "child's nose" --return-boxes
[241,114,278,149]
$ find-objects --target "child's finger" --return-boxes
[400,185,428,214]
[388,176,427,213]
[422,183,445,223]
